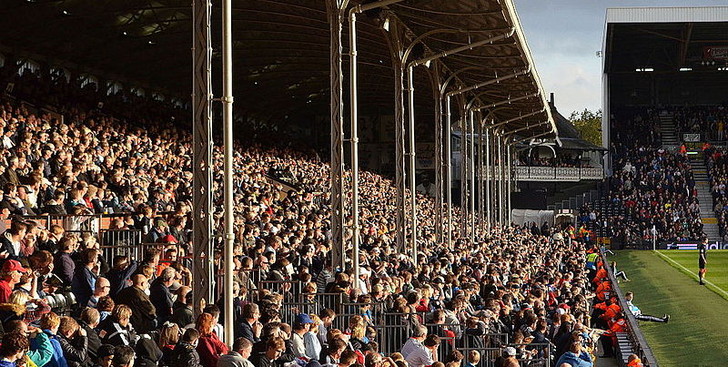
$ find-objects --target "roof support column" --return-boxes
[469,109,476,243]
[221,0,234,347]
[444,94,453,248]
[191,0,214,316]
[477,112,485,237]
[326,0,349,272]
[349,0,405,280]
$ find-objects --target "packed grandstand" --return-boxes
[0,1,726,367]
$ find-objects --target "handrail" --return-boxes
[602,251,659,367]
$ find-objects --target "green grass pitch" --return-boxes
[612,250,728,366]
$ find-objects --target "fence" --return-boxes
[603,252,659,366]
[515,166,604,182]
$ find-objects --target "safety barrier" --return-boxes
[603,252,659,367]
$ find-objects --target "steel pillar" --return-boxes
[221,0,234,346]
[327,0,348,271]
[445,95,453,248]
[468,109,476,243]
[191,0,214,315]
[477,116,484,237]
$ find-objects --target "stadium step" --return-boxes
[689,156,722,242]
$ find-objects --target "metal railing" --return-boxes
[602,252,659,366]
[515,166,604,181]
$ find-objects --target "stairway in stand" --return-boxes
[659,112,679,148]
[689,155,721,242]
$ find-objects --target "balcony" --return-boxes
[514,166,604,181]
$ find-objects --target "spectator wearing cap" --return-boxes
[304,314,322,361]
[196,313,228,367]
[501,347,519,367]
[145,218,168,244]
[0,260,27,303]
[0,220,27,262]
[291,314,313,360]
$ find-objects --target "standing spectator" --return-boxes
[405,334,439,367]
[196,313,228,367]
[115,274,156,334]
[149,267,176,325]
[0,221,27,261]
[72,248,100,307]
[171,286,193,328]
[53,236,77,286]
[106,256,137,299]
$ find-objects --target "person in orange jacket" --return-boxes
[627,354,644,367]
[595,279,612,302]
[600,312,627,358]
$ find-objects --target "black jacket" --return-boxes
[168,342,203,367]
[58,334,88,367]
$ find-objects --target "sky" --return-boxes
[513,0,728,117]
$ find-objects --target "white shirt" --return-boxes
[400,338,422,359]
[405,345,434,367]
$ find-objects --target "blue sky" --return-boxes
[513,0,728,117]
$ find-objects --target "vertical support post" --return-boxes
[348,10,360,280]
[460,108,468,238]
[497,133,504,226]
[445,95,453,248]
[191,0,214,315]
[477,116,484,236]
[506,141,512,225]
[432,66,444,243]
[221,0,234,346]
[394,61,407,253]
[327,0,348,271]
[407,66,418,265]
[485,125,491,231]
[469,109,475,243]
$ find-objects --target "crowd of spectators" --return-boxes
[673,106,728,141]
[0,63,623,367]
[704,147,728,240]
[577,108,705,245]
[516,154,592,169]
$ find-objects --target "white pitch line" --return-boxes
[653,250,728,299]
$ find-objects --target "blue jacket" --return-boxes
[556,351,592,367]
[0,360,15,367]
[38,330,68,367]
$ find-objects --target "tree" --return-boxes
[569,109,602,146]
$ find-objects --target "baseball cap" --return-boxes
[504,347,517,357]
[2,260,27,273]
[296,314,314,324]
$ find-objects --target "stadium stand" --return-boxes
[0,58,614,367]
